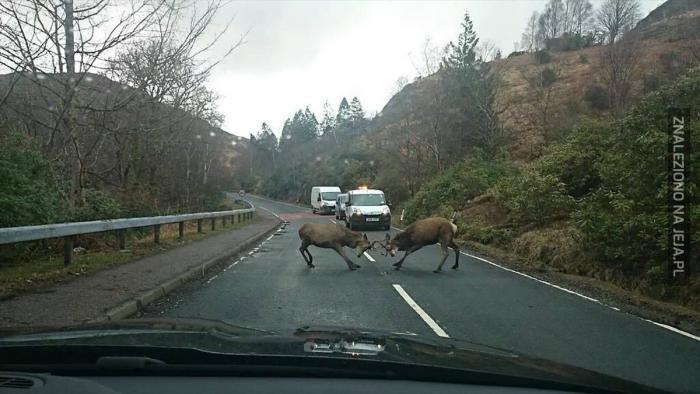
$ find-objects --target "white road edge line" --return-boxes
[363,252,376,262]
[256,205,281,220]
[329,219,336,224]
[459,250,700,343]
[392,284,449,338]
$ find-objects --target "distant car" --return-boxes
[335,193,348,220]
[311,186,341,214]
[239,190,246,197]
[345,188,391,231]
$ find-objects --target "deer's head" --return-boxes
[355,233,373,257]
[374,233,398,257]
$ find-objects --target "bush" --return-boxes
[540,68,557,87]
[579,54,589,64]
[534,50,551,64]
[492,167,575,226]
[403,157,513,223]
[69,189,123,222]
[0,132,62,227]
[583,85,610,110]
[508,50,526,59]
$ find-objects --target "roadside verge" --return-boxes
[0,211,281,328]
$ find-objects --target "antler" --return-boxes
[371,240,389,256]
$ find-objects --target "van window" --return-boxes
[350,193,385,206]
[321,192,339,201]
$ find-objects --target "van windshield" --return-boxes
[351,194,385,206]
[321,192,339,201]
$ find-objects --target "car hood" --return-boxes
[0,318,663,393]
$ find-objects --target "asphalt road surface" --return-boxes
[148,194,700,393]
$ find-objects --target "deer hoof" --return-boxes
[393,266,402,271]
[451,266,458,270]
[433,269,442,273]
[308,264,315,268]
[392,262,401,267]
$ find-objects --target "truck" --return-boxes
[311,186,341,215]
[344,188,391,231]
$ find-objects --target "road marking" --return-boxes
[641,319,700,342]
[329,219,336,224]
[205,274,218,284]
[363,251,376,262]
[256,205,282,219]
[459,251,700,343]
[392,284,449,338]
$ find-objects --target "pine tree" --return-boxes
[349,97,365,122]
[442,11,479,70]
[336,97,351,126]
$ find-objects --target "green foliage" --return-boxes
[0,133,62,227]
[579,53,588,64]
[403,157,513,223]
[583,85,610,110]
[69,189,123,222]
[572,68,700,273]
[493,167,574,226]
[534,50,551,64]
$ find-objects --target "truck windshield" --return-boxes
[321,192,339,201]
[351,194,385,206]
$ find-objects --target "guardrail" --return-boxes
[0,200,256,266]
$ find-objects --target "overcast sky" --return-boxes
[206,0,663,138]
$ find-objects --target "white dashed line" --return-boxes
[392,284,449,338]
[329,219,336,224]
[363,251,376,262]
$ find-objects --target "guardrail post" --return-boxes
[222,216,227,226]
[197,219,203,233]
[64,236,74,266]
[211,217,216,230]
[237,213,241,223]
[117,230,126,250]
[154,224,161,244]
[178,222,184,241]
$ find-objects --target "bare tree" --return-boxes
[596,0,641,44]
[598,35,640,115]
[537,0,565,47]
[520,11,539,52]
[568,0,593,36]
[476,39,500,62]
[410,37,441,77]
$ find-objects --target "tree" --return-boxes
[411,37,441,77]
[336,97,351,126]
[521,12,540,52]
[568,0,594,36]
[537,0,565,48]
[596,0,641,44]
[319,100,336,136]
[442,11,479,70]
[598,37,640,116]
[349,97,365,123]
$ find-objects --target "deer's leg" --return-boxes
[449,240,460,270]
[434,243,450,273]
[333,245,360,270]
[299,242,314,268]
[393,245,422,270]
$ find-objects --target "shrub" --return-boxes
[508,50,526,58]
[540,67,557,87]
[0,132,62,227]
[403,157,513,223]
[492,167,575,226]
[534,50,551,64]
[579,54,589,64]
[69,189,123,222]
[583,85,610,110]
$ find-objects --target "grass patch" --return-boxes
[0,215,258,299]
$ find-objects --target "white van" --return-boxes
[345,189,391,230]
[311,186,341,214]
[335,193,348,220]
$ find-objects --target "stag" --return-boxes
[378,217,459,273]
[298,223,373,270]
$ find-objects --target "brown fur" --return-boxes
[298,223,372,270]
[382,217,460,273]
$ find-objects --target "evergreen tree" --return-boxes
[442,11,479,70]
[349,97,365,122]
[336,97,351,126]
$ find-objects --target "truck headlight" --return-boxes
[381,206,391,215]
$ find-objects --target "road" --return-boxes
[148,194,700,393]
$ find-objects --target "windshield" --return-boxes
[321,192,339,201]
[0,1,698,393]
[350,194,385,206]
